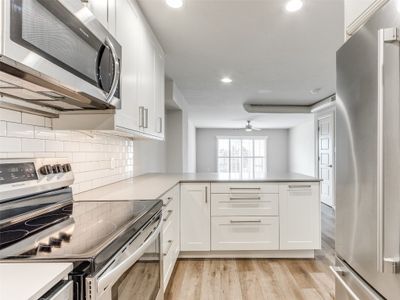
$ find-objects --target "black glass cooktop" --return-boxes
[0,199,162,273]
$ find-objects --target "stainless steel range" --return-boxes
[0,158,163,300]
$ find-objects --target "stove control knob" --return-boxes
[39,165,53,175]
[38,243,52,253]
[59,232,72,243]
[62,163,72,173]
[49,237,62,248]
[52,164,63,174]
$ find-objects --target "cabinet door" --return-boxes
[115,0,140,132]
[279,183,321,250]
[86,0,115,35]
[180,183,211,251]
[153,46,165,139]
[137,22,154,135]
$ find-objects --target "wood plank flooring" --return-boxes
[165,204,336,300]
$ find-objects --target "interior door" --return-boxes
[318,115,334,207]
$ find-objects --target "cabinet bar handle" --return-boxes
[288,185,312,189]
[229,197,261,201]
[163,210,173,222]
[139,106,144,128]
[230,220,262,224]
[144,108,149,128]
[163,240,173,256]
[205,186,208,203]
[163,197,173,207]
[229,187,261,190]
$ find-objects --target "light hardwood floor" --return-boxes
[165,204,336,300]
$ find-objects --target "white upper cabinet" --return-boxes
[64,0,166,140]
[85,0,116,36]
[114,0,140,132]
[345,0,388,37]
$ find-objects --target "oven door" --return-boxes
[87,213,163,300]
[2,0,121,108]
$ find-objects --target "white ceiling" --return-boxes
[137,0,344,129]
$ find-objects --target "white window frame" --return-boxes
[216,136,268,176]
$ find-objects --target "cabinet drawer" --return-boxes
[211,182,279,194]
[211,216,279,251]
[211,194,278,216]
[163,238,179,289]
[160,185,179,210]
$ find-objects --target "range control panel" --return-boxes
[0,158,74,202]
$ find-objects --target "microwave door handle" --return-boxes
[96,218,162,295]
[104,37,120,104]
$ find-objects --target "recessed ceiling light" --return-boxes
[221,77,233,84]
[286,0,303,12]
[310,88,322,94]
[166,0,183,8]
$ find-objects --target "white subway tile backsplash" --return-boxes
[34,126,55,140]
[0,108,21,123]
[21,138,45,152]
[44,117,52,128]
[0,108,134,195]
[63,141,79,152]
[7,122,34,138]
[0,137,21,152]
[22,113,45,126]
[0,121,6,136]
[45,140,64,152]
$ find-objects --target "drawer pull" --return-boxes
[229,197,261,201]
[229,187,261,190]
[288,185,312,189]
[163,210,173,222]
[230,220,262,224]
[163,197,173,207]
[163,240,173,256]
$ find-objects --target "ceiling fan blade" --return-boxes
[253,128,262,131]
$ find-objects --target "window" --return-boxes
[217,136,267,178]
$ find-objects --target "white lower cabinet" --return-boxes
[279,183,321,250]
[211,216,279,251]
[180,183,211,251]
[161,185,180,290]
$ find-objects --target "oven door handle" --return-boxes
[96,218,163,295]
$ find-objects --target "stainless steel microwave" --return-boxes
[0,0,121,111]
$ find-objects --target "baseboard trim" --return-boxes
[178,250,315,259]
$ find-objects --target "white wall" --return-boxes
[166,110,183,173]
[288,117,316,177]
[187,119,196,172]
[0,107,133,195]
[165,79,196,173]
[196,128,289,173]
[133,139,166,176]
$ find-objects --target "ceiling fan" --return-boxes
[244,120,261,132]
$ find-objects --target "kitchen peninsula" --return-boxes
[75,172,321,289]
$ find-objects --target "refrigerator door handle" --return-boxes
[377,27,400,273]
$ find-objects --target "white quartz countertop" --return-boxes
[75,172,320,201]
[0,263,72,300]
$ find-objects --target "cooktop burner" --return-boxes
[0,229,29,246]
[25,213,70,227]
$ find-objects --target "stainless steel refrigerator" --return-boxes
[335,0,400,299]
